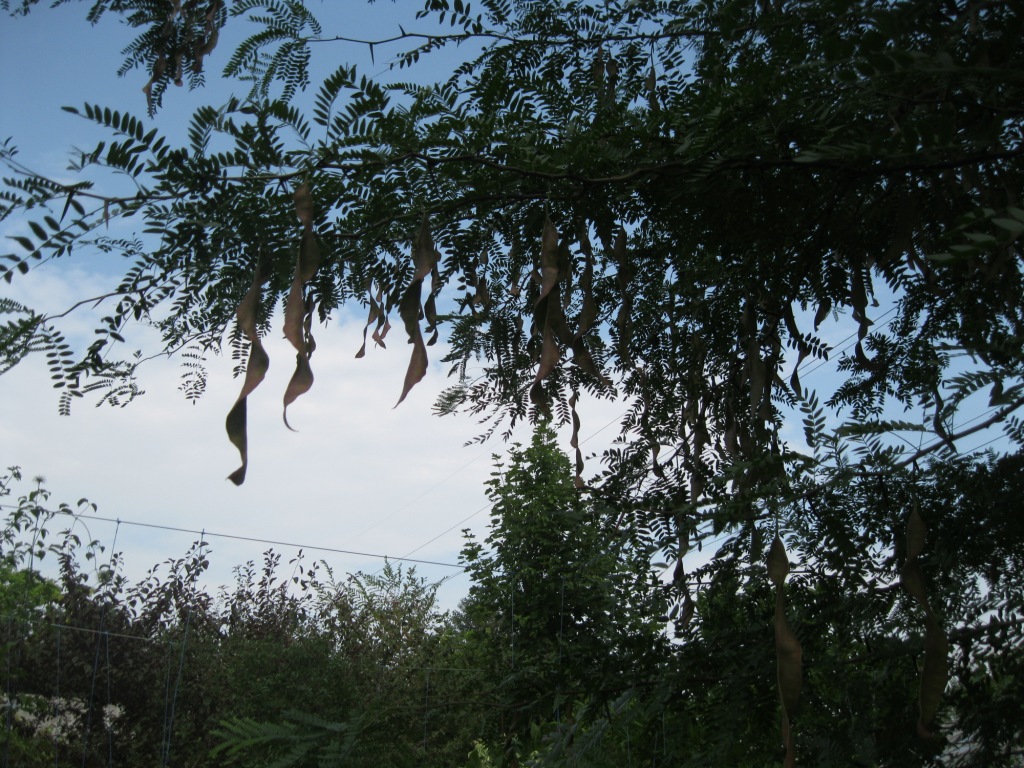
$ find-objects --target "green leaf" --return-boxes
[992,217,1024,236]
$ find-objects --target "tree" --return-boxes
[456,422,667,755]
[2,0,1023,764]
[0,470,489,767]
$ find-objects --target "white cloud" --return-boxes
[1,264,632,611]
[0,3,628,611]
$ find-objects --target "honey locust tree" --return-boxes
[456,422,669,754]
[2,0,1024,764]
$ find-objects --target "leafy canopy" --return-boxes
[459,423,668,738]
[2,0,1024,763]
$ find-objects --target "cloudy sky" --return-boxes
[0,2,630,609]
[1,3,1009,612]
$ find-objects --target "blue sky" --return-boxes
[0,1,619,609]
[0,2,1012,609]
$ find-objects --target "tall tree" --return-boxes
[457,423,667,752]
[0,469,481,767]
[2,0,1023,763]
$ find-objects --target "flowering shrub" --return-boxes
[1,694,124,765]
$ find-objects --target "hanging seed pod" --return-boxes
[592,50,606,85]
[282,183,321,430]
[225,262,270,486]
[768,534,802,768]
[899,503,948,743]
[396,215,439,406]
[529,216,563,416]
[646,65,659,112]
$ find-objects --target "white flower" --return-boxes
[102,703,124,730]
[13,707,37,727]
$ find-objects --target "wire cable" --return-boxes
[338,448,490,549]
[0,505,464,569]
[80,519,120,768]
[161,533,203,768]
[396,502,490,561]
[391,408,630,564]
[796,305,900,382]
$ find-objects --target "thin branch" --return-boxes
[305,28,707,49]
[133,332,218,367]
[8,140,1023,219]
[950,615,1024,642]
[42,291,128,322]
[304,10,848,51]
[897,395,1024,468]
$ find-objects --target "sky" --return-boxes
[0,1,630,610]
[0,2,1012,612]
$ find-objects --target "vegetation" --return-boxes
[4,440,1024,766]
[1,467,469,767]
[457,424,669,755]
[1,0,1023,765]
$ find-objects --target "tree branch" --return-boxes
[305,27,707,49]
[897,395,1024,468]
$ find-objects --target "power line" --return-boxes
[392,408,631,563]
[0,613,162,645]
[2,410,630,583]
[797,305,900,383]
[338,446,489,549]
[0,613,490,675]
[398,502,491,561]
[0,505,464,569]
[961,432,1012,458]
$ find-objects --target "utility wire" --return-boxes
[8,319,1008,591]
[0,614,489,676]
[398,502,491,561]
[0,614,161,644]
[797,305,900,382]
[338,447,489,549]
[0,505,463,569]
[961,432,1012,457]
[392,408,630,564]
[3,409,629,585]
